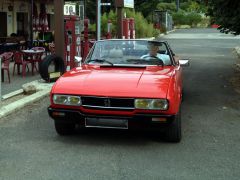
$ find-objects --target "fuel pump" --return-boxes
[122,18,130,39]
[106,20,112,39]
[64,15,82,71]
[129,18,135,39]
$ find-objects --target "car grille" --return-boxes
[81,96,135,110]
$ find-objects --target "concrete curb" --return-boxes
[0,80,54,119]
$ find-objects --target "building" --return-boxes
[0,0,54,41]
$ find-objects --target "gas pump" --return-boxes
[129,18,135,39]
[82,19,90,60]
[106,20,112,39]
[122,18,130,39]
[64,15,82,71]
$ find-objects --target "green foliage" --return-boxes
[89,9,158,38]
[172,11,202,27]
[207,0,240,35]
[125,9,159,38]
[187,12,202,27]
[156,3,176,12]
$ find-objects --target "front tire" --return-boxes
[54,122,75,135]
[165,109,182,143]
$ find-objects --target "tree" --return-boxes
[207,0,240,35]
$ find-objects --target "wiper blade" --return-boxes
[126,59,163,66]
[88,59,114,66]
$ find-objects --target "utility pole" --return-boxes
[176,0,179,12]
[96,0,101,40]
[54,0,64,60]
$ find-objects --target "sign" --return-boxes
[101,3,111,6]
[115,0,134,8]
[124,0,134,8]
[64,4,76,15]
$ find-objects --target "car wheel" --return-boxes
[54,122,75,135]
[165,108,182,143]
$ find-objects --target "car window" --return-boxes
[85,40,173,66]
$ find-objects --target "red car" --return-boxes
[48,39,189,142]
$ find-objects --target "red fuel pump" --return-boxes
[82,19,90,60]
[106,20,112,39]
[129,18,135,39]
[64,15,82,71]
[122,18,130,39]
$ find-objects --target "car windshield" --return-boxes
[85,40,172,66]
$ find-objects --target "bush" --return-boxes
[186,12,202,27]
[90,9,159,39]
[172,11,202,27]
[125,9,159,38]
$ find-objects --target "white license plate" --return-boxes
[85,117,128,129]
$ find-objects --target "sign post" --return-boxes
[115,0,134,39]
[96,0,111,40]
[0,57,2,102]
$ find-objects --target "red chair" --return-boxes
[30,47,45,73]
[1,52,13,83]
[13,51,30,77]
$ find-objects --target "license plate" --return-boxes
[85,117,128,129]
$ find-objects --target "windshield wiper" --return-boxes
[88,59,114,66]
[126,59,163,66]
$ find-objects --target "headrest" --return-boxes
[109,48,123,58]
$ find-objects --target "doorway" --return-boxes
[0,12,7,39]
[17,12,28,37]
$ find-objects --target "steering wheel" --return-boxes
[140,55,164,66]
[141,54,164,61]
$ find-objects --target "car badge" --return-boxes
[104,98,111,107]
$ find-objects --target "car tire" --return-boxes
[39,55,65,82]
[165,108,182,143]
[54,122,75,135]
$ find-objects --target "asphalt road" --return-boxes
[0,28,240,180]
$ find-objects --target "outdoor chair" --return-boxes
[13,51,30,77]
[30,47,45,72]
[1,52,13,83]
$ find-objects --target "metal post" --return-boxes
[117,7,123,39]
[84,0,86,18]
[30,0,33,48]
[176,0,179,12]
[97,0,101,40]
[0,57,1,102]
[165,11,168,31]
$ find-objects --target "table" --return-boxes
[2,42,19,52]
[21,49,45,75]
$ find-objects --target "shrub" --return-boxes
[172,11,202,27]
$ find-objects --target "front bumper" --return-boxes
[48,107,175,129]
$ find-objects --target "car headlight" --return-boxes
[134,99,168,110]
[53,94,81,106]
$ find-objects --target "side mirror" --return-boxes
[74,56,82,67]
[179,59,190,67]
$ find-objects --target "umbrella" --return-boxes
[32,3,39,31]
[39,3,49,40]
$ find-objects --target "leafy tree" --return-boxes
[207,0,240,35]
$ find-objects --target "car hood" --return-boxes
[52,66,174,98]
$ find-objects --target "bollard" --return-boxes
[0,56,1,102]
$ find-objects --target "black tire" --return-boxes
[39,55,65,82]
[165,108,182,143]
[54,122,75,135]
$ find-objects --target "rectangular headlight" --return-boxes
[53,94,81,106]
[134,99,168,110]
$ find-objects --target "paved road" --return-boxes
[0,28,240,180]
